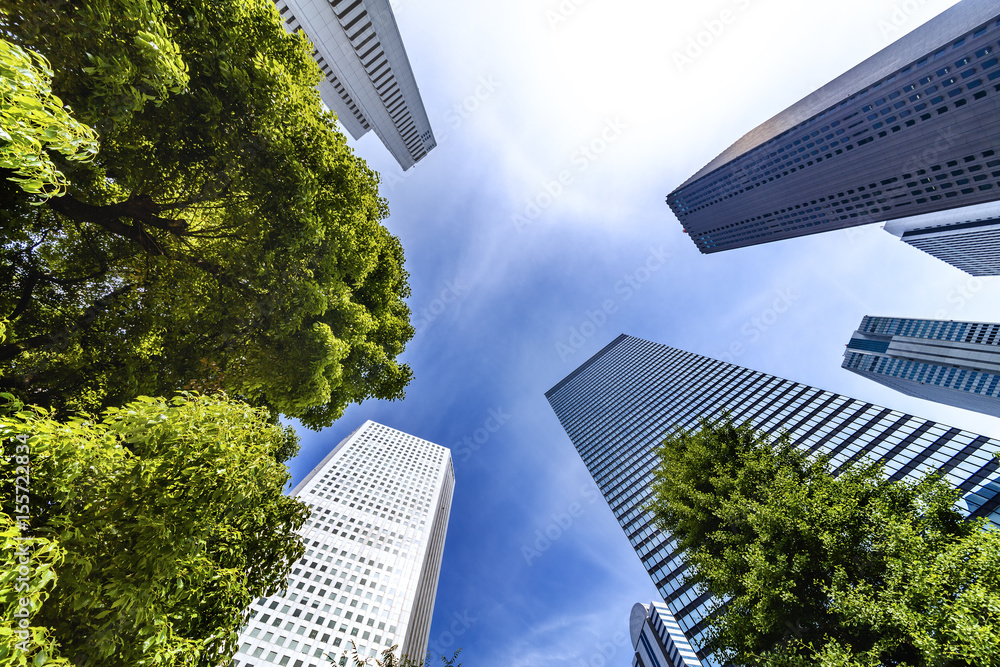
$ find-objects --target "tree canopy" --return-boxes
[0,391,308,666]
[648,415,1000,667]
[0,0,413,427]
[0,39,99,200]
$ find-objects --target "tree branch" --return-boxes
[8,265,42,321]
[47,193,190,255]
[0,283,135,362]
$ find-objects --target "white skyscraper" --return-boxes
[273,0,437,170]
[630,601,701,667]
[234,421,455,667]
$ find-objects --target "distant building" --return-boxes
[883,201,1000,275]
[630,601,701,667]
[234,421,454,667]
[546,334,1000,666]
[273,0,436,170]
[843,315,1000,418]
[667,0,1000,253]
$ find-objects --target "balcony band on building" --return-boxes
[843,315,1000,418]
[273,0,436,170]
[630,601,702,667]
[883,200,1000,275]
[547,334,1000,667]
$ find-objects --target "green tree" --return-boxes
[0,39,99,200]
[0,392,309,666]
[339,641,463,667]
[0,512,68,666]
[648,415,1000,667]
[0,0,412,427]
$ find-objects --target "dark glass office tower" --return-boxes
[666,0,1000,253]
[546,334,1000,667]
[844,315,1000,418]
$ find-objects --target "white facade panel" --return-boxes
[235,421,454,667]
[273,0,436,170]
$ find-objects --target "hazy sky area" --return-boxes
[283,1,1000,666]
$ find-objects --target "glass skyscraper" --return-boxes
[546,334,1000,666]
[666,0,1000,254]
[234,421,454,667]
[843,315,1000,418]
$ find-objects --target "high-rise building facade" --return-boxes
[630,601,701,667]
[273,0,436,170]
[844,315,1000,418]
[883,200,1000,275]
[546,334,1000,666]
[666,0,1000,254]
[234,421,455,667]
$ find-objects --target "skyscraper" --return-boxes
[883,201,1000,275]
[234,421,455,667]
[666,0,1000,254]
[843,315,1000,418]
[546,334,1000,667]
[630,601,701,667]
[273,0,436,170]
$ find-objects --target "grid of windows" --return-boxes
[271,0,435,170]
[234,422,454,667]
[546,335,1000,666]
[667,5,1000,253]
[900,218,1000,275]
[329,0,430,163]
[632,601,701,667]
[843,316,1000,418]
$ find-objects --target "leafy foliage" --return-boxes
[0,39,99,200]
[0,0,412,427]
[339,641,463,667]
[0,392,308,666]
[0,511,68,666]
[648,414,1000,667]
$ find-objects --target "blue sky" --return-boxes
[284,1,1000,666]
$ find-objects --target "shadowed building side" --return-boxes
[667,0,1000,254]
[273,0,436,170]
[883,200,1000,275]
